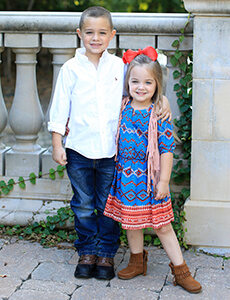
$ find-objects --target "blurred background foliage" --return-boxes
[0,0,186,13]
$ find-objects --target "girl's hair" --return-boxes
[125,54,163,108]
[79,6,113,30]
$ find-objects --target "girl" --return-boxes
[104,46,202,293]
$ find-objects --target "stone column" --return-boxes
[4,33,44,176]
[0,36,10,175]
[183,0,230,248]
[41,34,76,175]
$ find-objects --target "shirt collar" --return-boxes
[75,47,109,63]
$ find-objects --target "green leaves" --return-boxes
[49,168,56,180]
[0,165,66,198]
[0,205,77,247]
[168,14,192,249]
[18,177,26,189]
[29,173,36,185]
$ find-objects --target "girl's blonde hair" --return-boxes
[125,54,163,109]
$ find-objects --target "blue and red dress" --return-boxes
[104,101,175,230]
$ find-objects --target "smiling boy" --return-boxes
[48,6,124,280]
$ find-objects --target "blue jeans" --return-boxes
[66,149,120,258]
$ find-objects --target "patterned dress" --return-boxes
[104,101,176,230]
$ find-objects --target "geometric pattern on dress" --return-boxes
[104,101,176,230]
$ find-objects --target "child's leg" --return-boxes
[127,229,144,253]
[66,149,98,255]
[155,223,202,293]
[94,156,120,258]
[154,223,183,266]
[118,229,148,280]
[94,156,120,279]
[66,149,98,278]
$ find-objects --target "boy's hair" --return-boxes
[79,6,113,30]
[125,54,163,108]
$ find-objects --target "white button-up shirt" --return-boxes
[48,48,124,159]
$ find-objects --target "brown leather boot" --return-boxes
[118,249,148,280]
[169,260,202,293]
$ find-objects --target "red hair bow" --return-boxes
[122,46,158,64]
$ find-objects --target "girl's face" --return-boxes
[128,65,157,109]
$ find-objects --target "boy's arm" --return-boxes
[155,152,173,200]
[52,132,67,166]
[156,95,172,122]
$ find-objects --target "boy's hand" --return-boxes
[52,146,67,166]
[155,181,170,200]
[156,96,172,122]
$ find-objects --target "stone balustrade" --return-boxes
[0,11,193,228]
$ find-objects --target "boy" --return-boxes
[48,6,124,280]
[48,6,171,280]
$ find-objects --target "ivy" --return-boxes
[0,165,66,197]
[168,13,193,248]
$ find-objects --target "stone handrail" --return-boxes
[0,12,193,33]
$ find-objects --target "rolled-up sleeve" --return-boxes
[157,118,176,154]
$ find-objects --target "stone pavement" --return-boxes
[0,238,230,300]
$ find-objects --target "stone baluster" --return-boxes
[183,0,230,248]
[4,33,44,176]
[41,34,76,174]
[0,38,10,175]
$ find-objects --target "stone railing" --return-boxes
[0,12,193,227]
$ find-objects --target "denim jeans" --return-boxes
[66,148,120,258]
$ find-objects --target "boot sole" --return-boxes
[118,273,144,280]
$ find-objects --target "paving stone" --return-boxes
[31,262,108,287]
[183,249,223,269]
[31,262,76,283]
[0,277,22,299]
[71,286,159,300]
[1,259,39,281]
[21,279,76,295]
[8,289,70,300]
[196,267,230,294]
[68,251,78,265]
[0,240,74,265]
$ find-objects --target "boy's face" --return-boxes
[77,17,116,60]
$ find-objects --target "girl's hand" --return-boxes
[156,96,172,122]
[155,181,170,200]
[52,146,67,166]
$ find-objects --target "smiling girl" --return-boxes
[104,47,202,294]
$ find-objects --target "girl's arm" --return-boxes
[155,152,173,200]
[156,95,172,122]
[52,132,67,166]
